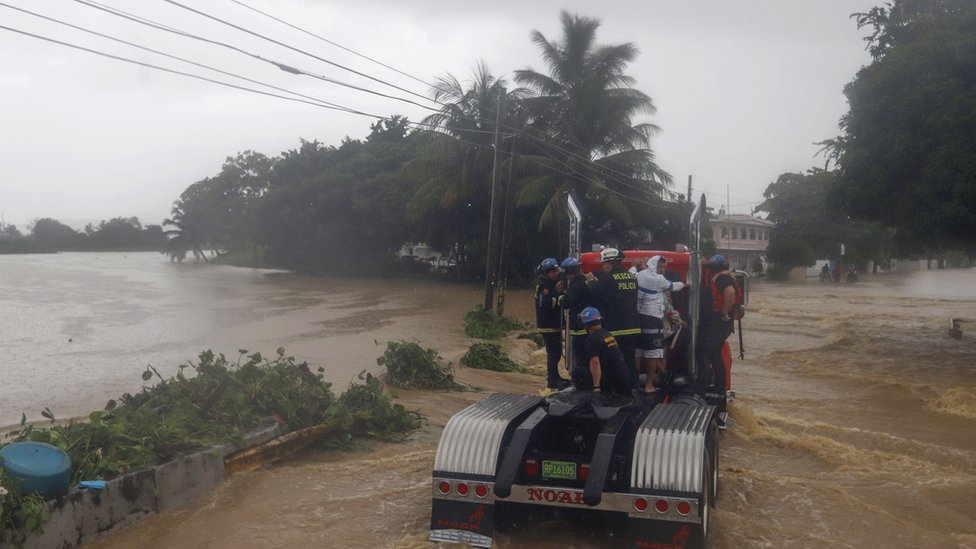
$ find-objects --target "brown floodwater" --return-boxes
[3,254,974,548]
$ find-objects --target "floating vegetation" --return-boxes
[0,347,418,541]
[330,371,421,440]
[463,304,526,340]
[460,343,524,373]
[377,340,463,391]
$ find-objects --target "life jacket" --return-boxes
[710,270,745,320]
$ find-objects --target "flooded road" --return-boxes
[0,252,500,427]
[3,254,974,547]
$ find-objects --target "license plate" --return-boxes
[542,460,577,480]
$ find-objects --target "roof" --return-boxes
[713,214,774,227]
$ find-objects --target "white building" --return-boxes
[711,210,775,271]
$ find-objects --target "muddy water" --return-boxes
[5,255,974,548]
[0,252,502,427]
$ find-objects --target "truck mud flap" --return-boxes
[627,519,704,549]
[430,499,494,548]
[494,407,547,498]
[583,409,630,506]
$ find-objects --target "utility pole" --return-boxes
[687,175,692,203]
[496,136,518,316]
[483,86,507,311]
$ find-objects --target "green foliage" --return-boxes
[329,371,421,441]
[0,466,49,543]
[513,11,671,241]
[828,0,976,253]
[376,340,462,391]
[460,343,523,373]
[463,305,526,339]
[756,169,895,268]
[9,349,335,484]
[0,347,420,539]
[767,234,816,274]
[0,217,165,255]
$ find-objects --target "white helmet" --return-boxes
[600,247,623,263]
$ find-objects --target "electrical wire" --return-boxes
[225,0,434,89]
[140,0,666,199]
[169,0,670,198]
[0,2,359,114]
[162,0,439,107]
[0,21,506,140]
[70,0,440,113]
[0,23,369,115]
[6,2,672,207]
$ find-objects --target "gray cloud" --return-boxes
[0,0,877,229]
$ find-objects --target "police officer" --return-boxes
[697,254,737,427]
[535,257,568,388]
[576,307,632,394]
[560,257,590,375]
[586,248,640,388]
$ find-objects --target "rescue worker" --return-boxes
[636,255,687,392]
[560,257,590,374]
[586,248,641,387]
[535,257,568,388]
[697,254,737,427]
[576,307,632,394]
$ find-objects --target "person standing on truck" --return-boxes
[585,248,641,388]
[535,257,568,388]
[636,255,687,392]
[560,257,590,374]
[697,254,737,427]
[575,307,632,394]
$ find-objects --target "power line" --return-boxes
[21,1,672,206]
[156,0,666,200]
[0,2,359,114]
[161,0,439,108]
[71,0,439,113]
[0,23,367,114]
[184,0,669,198]
[0,21,505,140]
[225,0,434,89]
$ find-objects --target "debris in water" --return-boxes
[949,318,963,339]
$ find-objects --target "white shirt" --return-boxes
[636,256,686,318]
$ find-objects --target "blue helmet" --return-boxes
[708,254,728,268]
[537,257,559,272]
[560,257,580,271]
[578,306,602,325]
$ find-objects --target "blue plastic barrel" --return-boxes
[0,442,72,497]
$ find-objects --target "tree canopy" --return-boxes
[756,169,895,272]
[158,11,679,277]
[829,0,976,253]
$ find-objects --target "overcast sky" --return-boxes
[0,0,879,231]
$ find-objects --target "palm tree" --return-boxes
[406,62,527,274]
[162,202,209,263]
[514,11,672,232]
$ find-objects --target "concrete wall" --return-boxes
[2,419,281,549]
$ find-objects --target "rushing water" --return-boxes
[3,253,975,547]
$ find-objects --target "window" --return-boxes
[750,229,756,240]
[721,226,728,238]
[731,228,737,239]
